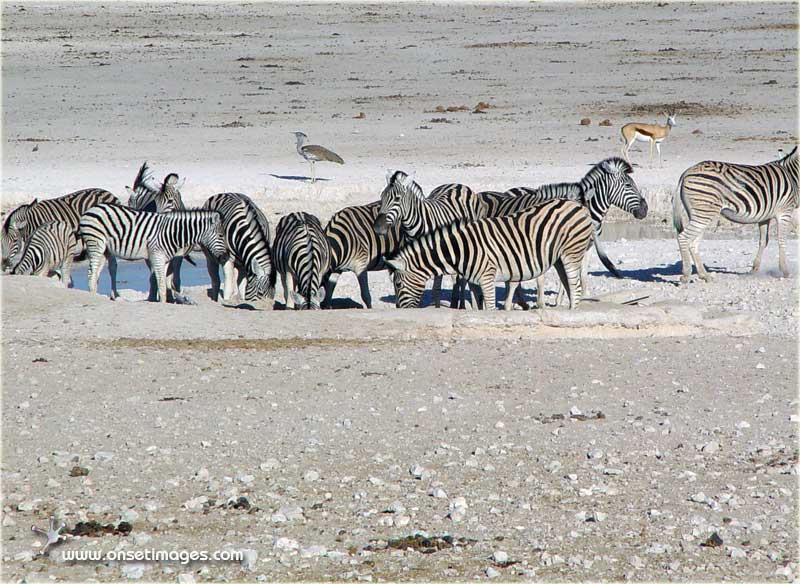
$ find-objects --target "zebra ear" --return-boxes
[386,170,396,184]
[165,173,179,187]
[385,257,406,272]
[313,287,326,304]
[249,257,265,277]
[399,171,416,189]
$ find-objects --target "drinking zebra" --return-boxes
[78,204,228,302]
[2,188,119,272]
[480,157,646,307]
[385,199,594,310]
[674,146,798,282]
[202,192,275,306]
[273,212,331,310]
[373,171,488,307]
[323,200,402,309]
[11,221,78,286]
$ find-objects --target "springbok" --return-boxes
[620,111,676,168]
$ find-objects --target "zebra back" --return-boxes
[203,192,275,301]
[12,221,77,277]
[326,201,402,274]
[274,212,331,309]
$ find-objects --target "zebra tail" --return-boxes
[673,175,686,234]
[595,239,622,279]
[183,254,197,267]
[720,208,758,224]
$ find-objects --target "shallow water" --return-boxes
[70,257,214,295]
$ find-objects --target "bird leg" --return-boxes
[31,516,67,556]
[310,161,316,183]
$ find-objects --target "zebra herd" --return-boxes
[1,146,797,310]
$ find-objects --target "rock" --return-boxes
[274,537,299,551]
[300,545,327,558]
[727,546,746,559]
[755,363,765,370]
[240,548,258,571]
[579,118,591,126]
[303,470,320,482]
[194,468,209,481]
[569,406,582,416]
[395,515,411,527]
[3,514,16,527]
[177,574,196,584]
[133,533,152,546]
[260,459,280,471]
[121,563,145,579]
[599,119,612,126]
[428,487,448,499]
[735,421,750,430]
[120,509,139,524]
[14,550,34,562]
[409,464,429,479]
[386,501,406,514]
[486,567,502,578]
[587,449,604,460]
[277,506,304,522]
[628,555,645,569]
[701,441,719,454]
[689,492,707,504]
[491,551,509,564]
[17,500,39,512]
[603,468,623,476]
[183,496,208,512]
[94,451,114,462]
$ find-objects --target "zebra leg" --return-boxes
[203,248,221,301]
[431,275,442,308]
[222,257,237,301]
[677,214,713,283]
[322,271,340,309]
[87,252,105,295]
[776,213,792,277]
[151,257,168,303]
[170,257,183,295]
[580,253,590,299]
[356,271,373,309]
[749,220,770,274]
[535,275,546,308]
[107,254,119,299]
[503,281,517,311]
[478,272,497,310]
[283,272,295,309]
[555,258,583,309]
[59,255,74,289]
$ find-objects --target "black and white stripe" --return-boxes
[125,161,160,211]
[11,220,78,286]
[385,199,594,310]
[78,204,228,302]
[2,188,119,271]
[202,192,275,305]
[674,146,798,281]
[323,201,402,309]
[273,212,331,310]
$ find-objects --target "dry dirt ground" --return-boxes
[1,1,799,583]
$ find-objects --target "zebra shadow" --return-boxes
[324,298,366,310]
[268,174,331,183]
[591,262,741,285]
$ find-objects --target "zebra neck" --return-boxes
[399,190,428,239]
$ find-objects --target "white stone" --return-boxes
[492,551,509,564]
[122,563,145,579]
[240,549,258,571]
[727,547,746,559]
[395,515,410,527]
[386,500,406,514]
[94,451,114,462]
[14,550,34,562]
[300,545,327,558]
[133,533,152,546]
[274,537,299,551]
[177,574,196,584]
[183,496,208,512]
[303,470,320,482]
[120,509,139,524]
[428,487,448,499]
[277,505,304,522]
[486,567,502,579]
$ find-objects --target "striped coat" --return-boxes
[273,212,331,310]
[11,220,78,286]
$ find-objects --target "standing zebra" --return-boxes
[202,192,275,306]
[674,146,798,282]
[480,158,646,307]
[323,200,402,309]
[385,200,594,310]
[2,188,119,271]
[373,171,487,307]
[273,212,331,310]
[78,204,228,302]
[11,221,78,286]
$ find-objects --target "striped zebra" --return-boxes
[674,146,798,282]
[2,188,119,271]
[323,200,402,309]
[78,204,228,302]
[273,212,331,310]
[481,158,646,307]
[11,221,78,286]
[373,171,488,307]
[385,199,594,310]
[125,161,160,211]
[202,192,275,306]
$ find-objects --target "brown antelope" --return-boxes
[620,111,676,168]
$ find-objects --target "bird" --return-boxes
[293,131,344,183]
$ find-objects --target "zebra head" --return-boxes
[244,257,276,305]
[155,173,186,213]
[384,254,427,308]
[1,201,36,272]
[373,170,421,236]
[583,158,648,220]
[200,212,230,264]
[126,161,160,210]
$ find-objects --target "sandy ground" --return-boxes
[1,2,799,583]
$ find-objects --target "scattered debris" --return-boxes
[69,466,89,477]
[599,119,612,126]
[580,118,591,125]
[68,520,132,537]
[701,532,724,548]
[365,533,473,554]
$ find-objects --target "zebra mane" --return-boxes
[778,145,798,163]
[580,157,633,194]
[535,182,583,202]
[238,193,272,243]
[133,161,159,194]
[388,170,424,199]
[2,202,33,233]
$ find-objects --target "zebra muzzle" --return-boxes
[634,200,648,220]
[373,214,389,235]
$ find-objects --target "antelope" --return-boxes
[620,111,676,168]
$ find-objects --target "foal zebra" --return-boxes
[11,221,78,286]
[674,146,798,282]
[323,200,402,309]
[203,192,275,306]
[2,188,118,271]
[385,200,594,310]
[78,204,228,302]
[273,212,331,310]
[373,171,487,307]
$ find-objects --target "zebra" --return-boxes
[78,204,228,302]
[273,212,331,310]
[373,170,488,307]
[2,188,119,272]
[202,192,275,306]
[674,146,798,282]
[11,220,78,286]
[384,199,594,310]
[125,161,160,212]
[481,157,647,307]
[323,200,402,309]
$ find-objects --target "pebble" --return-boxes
[260,459,280,471]
[177,574,196,584]
[121,563,145,579]
[755,363,765,369]
[428,487,448,499]
[183,496,208,512]
[303,470,320,482]
[386,500,406,514]
[485,567,502,579]
[94,451,114,462]
[491,551,509,564]
[277,505,304,522]
[587,449,604,460]
[701,441,720,454]
[120,509,139,524]
[194,468,209,481]
[133,533,152,546]
[394,515,411,527]
[300,545,327,558]
[409,464,430,479]
[17,500,39,512]
[274,537,299,551]
[735,421,750,429]
[14,550,34,562]
[240,549,258,571]
[628,555,645,569]
[603,468,623,475]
